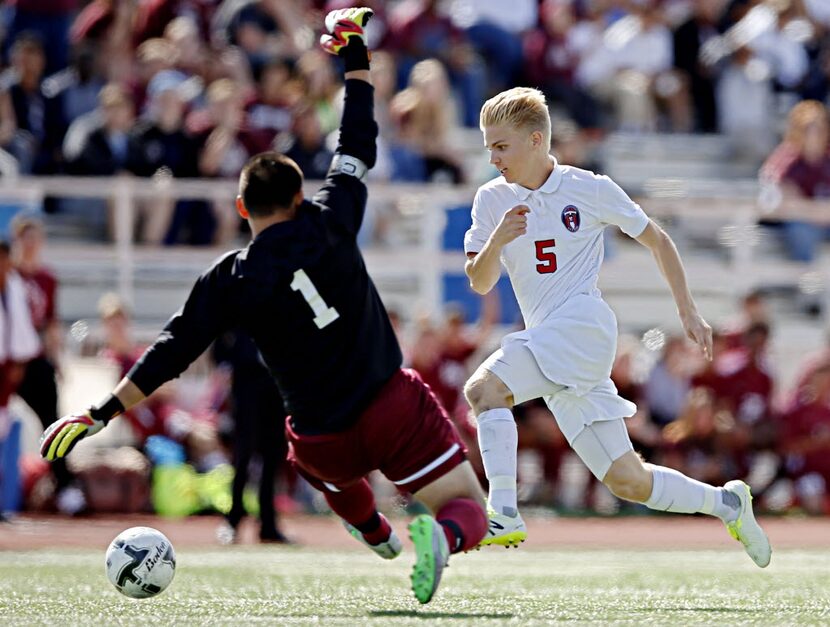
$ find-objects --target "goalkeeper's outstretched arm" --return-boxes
[314,6,378,235]
[41,258,233,461]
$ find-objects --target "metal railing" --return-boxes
[2,174,827,318]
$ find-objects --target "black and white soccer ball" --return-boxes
[105,526,176,599]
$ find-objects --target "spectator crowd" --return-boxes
[0,1,829,243]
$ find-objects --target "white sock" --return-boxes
[645,465,738,521]
[476,408,518,517]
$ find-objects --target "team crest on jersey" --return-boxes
[562,205,580,232]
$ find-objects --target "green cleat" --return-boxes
[408,514,449,604]
[723,480,772,568]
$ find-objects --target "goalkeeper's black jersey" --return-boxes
[127,80,402,435]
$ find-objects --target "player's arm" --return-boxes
[40,261,235,461]
[465,205,530,294]
[313,7,377,236]
[636,219,713,360]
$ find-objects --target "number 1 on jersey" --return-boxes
[290,269,339,329]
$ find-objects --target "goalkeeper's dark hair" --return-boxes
[239,152,304,217]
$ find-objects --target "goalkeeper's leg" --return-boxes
[413,462,488,554]
[407,462,488,603]
[323,478,402,559]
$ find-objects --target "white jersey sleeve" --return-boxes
[464,188,497,255]
[595,174,650,238]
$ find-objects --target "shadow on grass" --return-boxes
[370,610,514,620]
[643,608,762,613]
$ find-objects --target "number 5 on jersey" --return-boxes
[535,239,557,274]
[291,269,340,329]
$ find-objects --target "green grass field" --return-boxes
[2,548,829,625]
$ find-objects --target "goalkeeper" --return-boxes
[41,7,486,605]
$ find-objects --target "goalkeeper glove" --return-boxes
[40,411,107,461]
[320,7,374,69]
[39,393,124,460]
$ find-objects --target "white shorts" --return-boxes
[571,418,634,480]
[508,294,619,396]
[475,340,637,444]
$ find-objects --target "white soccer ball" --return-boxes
[105,526,176,599]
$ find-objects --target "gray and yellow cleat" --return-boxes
[478,509,527,549]
[408,514,449,604]
[723,480,772,568]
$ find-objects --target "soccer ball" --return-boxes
[105,526,176,598]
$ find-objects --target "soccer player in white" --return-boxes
[463,87,771,567]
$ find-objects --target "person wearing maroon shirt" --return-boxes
[696,323,776,479]
[0,238,40,518]
[762,100,830,262]
[96,293,204,449]
[720,290,771,351]
[410,320,474,420]
[717,324,774,425]
[96,294,159,443]
[10,214,73,498]
[779,362,830,514]
[760,101,823,185]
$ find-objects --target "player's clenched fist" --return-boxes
[320,7,374,56]
[40,411,106,461]
[491,205,530,247]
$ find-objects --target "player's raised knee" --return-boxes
[602,456,652,503]
[463,372,510,413]
[462,376,483,410]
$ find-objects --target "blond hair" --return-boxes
[480,87,551,149]
[98,83,130,108]
[409,59,447,90]
[206,78,236,104]
[784,99,828,146]
[98,292,130,320]
[390,59,453,154]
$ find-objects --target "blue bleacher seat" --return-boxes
[443,273,521,325]
[443,205,473,251]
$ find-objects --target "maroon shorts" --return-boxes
[286,368,467,494]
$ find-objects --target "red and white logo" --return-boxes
[562,205,580,232]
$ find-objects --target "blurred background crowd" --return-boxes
[2,0,830,539]
[0,0,829,243]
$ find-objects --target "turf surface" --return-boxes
[1,548,828,625]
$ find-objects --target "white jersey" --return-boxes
[465,159,649,401]
[464,159,649,329]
